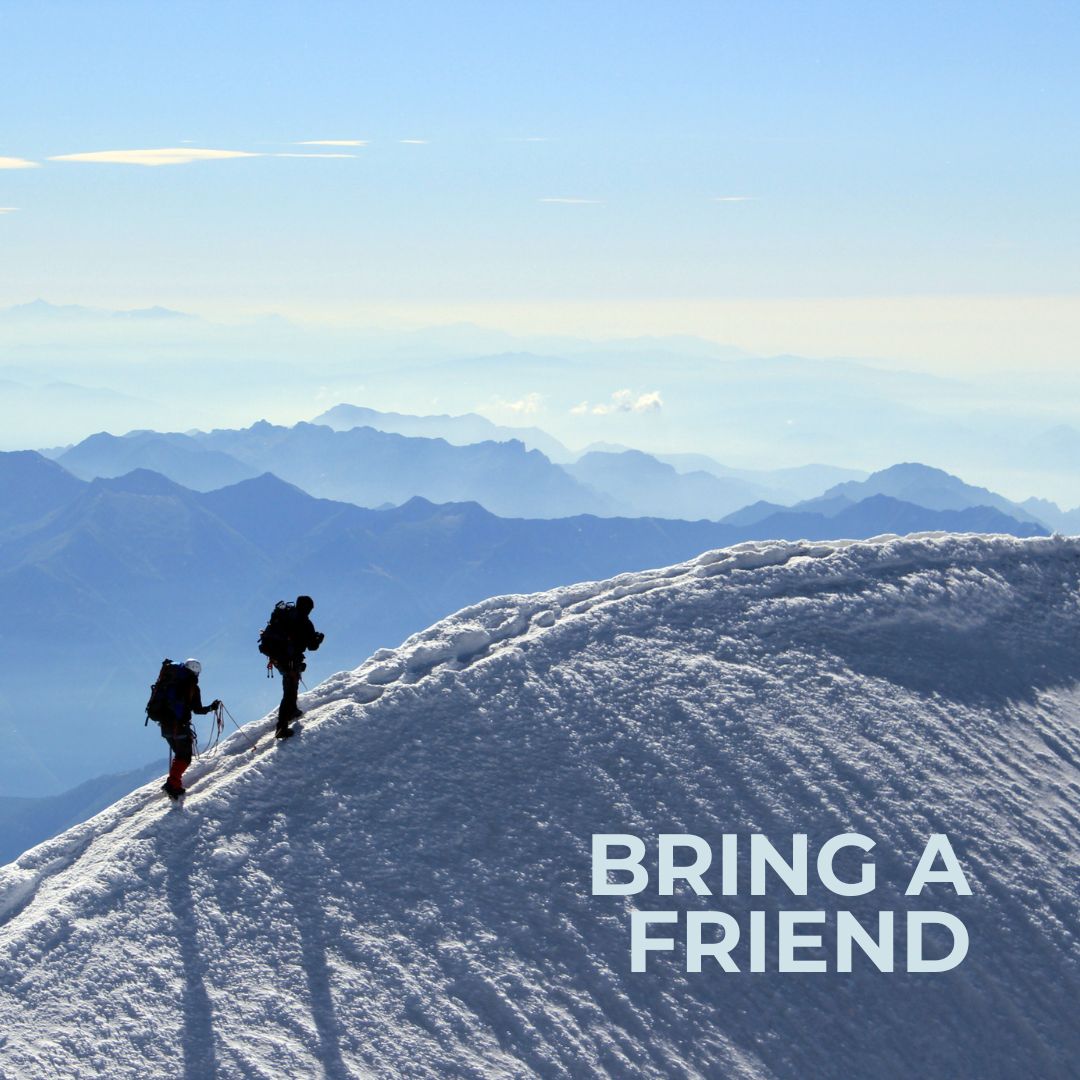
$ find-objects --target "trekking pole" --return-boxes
[221,703,259,753]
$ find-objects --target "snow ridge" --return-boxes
[1,533,1079,1079]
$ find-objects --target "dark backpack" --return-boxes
[258,601,296,663]
[145,659,194,727]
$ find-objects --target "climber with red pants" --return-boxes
[145,658,221,800]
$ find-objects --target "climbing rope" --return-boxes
[220,702,259,753]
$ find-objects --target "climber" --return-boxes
[145,658,221,800]
[258,595,325,739]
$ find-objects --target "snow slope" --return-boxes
[1,534,1078,1079]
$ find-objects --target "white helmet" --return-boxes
[184,659,202,676]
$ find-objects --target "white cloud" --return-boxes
[487,393,544,418]
[712,195,756,202]
[400,139,429,145]
[0,156,39,169]
[273,153,356,159]
[632,390,663,411]
[0,207,20,214]
[501,392,544,415]
[586,389,664,415]
[296,140,368,147]
[570,401,589,415]
[540,197,602,205]
[49,147,259,167]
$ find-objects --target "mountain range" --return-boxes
[0,449,1047,801]
[53,422,610,517]
[312,402,572,461]
[45,410,1078,525]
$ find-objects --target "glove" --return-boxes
[314,632,325,646]
[211,699,222,710]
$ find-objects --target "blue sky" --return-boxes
[2,1,1078,365]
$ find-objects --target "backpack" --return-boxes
[258,601,296,663]
[145,659,194,727]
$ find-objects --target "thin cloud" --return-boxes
[540,197,602,205]
[712,195,757,202]
[296,140,368,147]
[502,393,543,416]
[50,147,259,167]
[273,152,356,159]
[0,156,39,170]
[584,389,663,416]
[508,136,550,143]
[400,139,429,145]
[0,207,20,214]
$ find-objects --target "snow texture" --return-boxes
[1,533,1078,1078]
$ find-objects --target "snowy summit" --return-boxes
[1,534,1078,1078]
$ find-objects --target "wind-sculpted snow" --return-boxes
[1,533,1079,1078]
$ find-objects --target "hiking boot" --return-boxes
[275,725,295,740]
[163,781,185,800]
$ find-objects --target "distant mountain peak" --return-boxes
[91,468,192,497]
[866,462,954,482]
[111,305,192,321]
[1,299,196,321]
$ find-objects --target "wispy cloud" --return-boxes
[712,195,756,202]
[508,136,550,143]
[400,139,429,145]
[296,140,368,147]
[502,393,544,415]
[0,156,39,170]
[274,152,356,159]
[50,147,258,167]
[0,207,20,214]
[540,197,602,205]
[577,389,663,416]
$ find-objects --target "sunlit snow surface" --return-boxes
[1,534,1078,1078]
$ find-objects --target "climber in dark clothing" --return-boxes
[148,658,220,799]
[261,595,324,739]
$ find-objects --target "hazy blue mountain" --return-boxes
[0,760,162,865]
[577,441,635,455]
[720,499,790,526]
[657,455,867,502]
[809,462,1043,524]
[0,469,274,793]
[111,305,193,321]
[788,494,858,518]
[1,299,105,321]
[1020,497,1080,534]
[567,450,764,519]
[57,430,258,491]
[0,299,195,322]
[0,451,85,534]
[49,421,877,523]
[313,403,572,461]
[740,494,1047,542]
[194,421,609,517]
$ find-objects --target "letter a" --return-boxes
[905,835,972,896]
